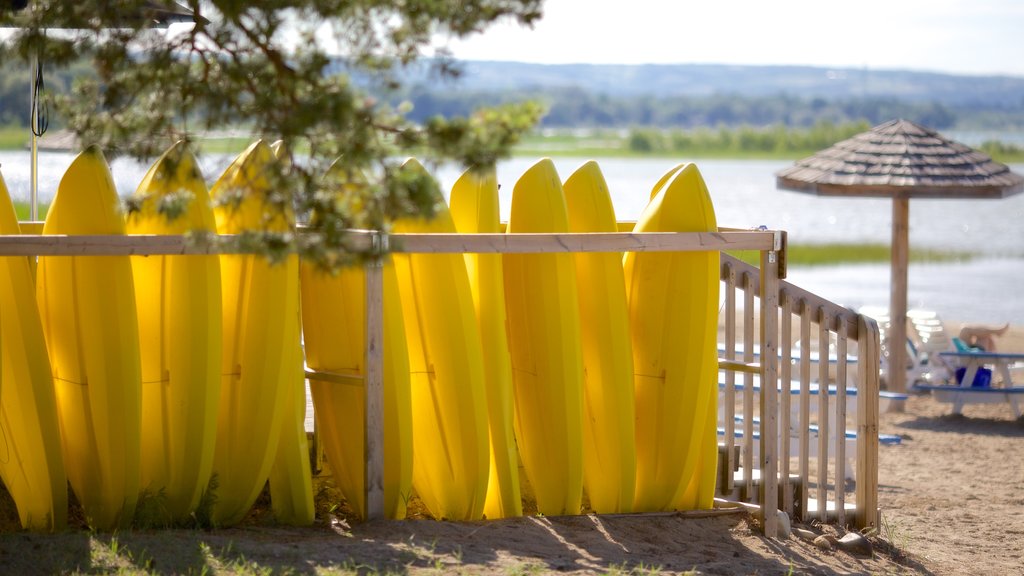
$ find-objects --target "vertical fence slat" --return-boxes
[364,254,385,520]
[835,317,848,526]
[760,248,781,538]
[779,291,793,517]
[816,308,830,523]
[742,272,755,498]
[798,301,811,521]
[724,263,738,492]
[856,315,881,530]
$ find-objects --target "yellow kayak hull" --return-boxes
[563,161,636,514]
[127,142,222,522]
[299,162,414,520]
[37,146,142,529]
[0,170,67,531]
[393,159,489,521]
[266,140,315,526]
[449,167,523,519]
[210,141,297,525]
[625,163,719,512]
[503,158,584,516]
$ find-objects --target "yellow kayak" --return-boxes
[266,140,314,526]
[299,162,413,520]
[562,161,636,514]
[625,163,719,512]
[392,159,489,521]
[127,141,222,522]
[503,158,584,516]
[36,146,142,529]
[209,140,297,525]
[0,170,66,531]
[448,166,523,519]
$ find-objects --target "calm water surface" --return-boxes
[2,151,1022,324]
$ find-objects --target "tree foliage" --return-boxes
[0,0,544,266]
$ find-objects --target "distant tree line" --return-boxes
[622,121,872,154]
[399,85,1024,131]
[3,60,1022,135]
[0,60,90,128]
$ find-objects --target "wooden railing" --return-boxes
[0,225,880,537]
[718,252,880,532]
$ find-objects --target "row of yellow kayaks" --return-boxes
[0,140,719,531]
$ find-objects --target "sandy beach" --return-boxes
[1,323,1022,575]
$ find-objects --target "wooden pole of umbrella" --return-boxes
[777,119,1023,395]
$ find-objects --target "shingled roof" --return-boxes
[776,119,1024,199]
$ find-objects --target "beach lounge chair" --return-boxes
[858,306,957,387]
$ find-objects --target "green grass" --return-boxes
[0,126,28,150]
[728,242,977,267]
[13,201,49,221]
[512,132,812,160]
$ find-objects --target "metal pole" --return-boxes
[30,51,39,221]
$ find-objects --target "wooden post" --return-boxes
[798,300,811,521]
[856,315,881,530]
[742,273,755,498]
[364,233,386,520]
[889,197,910,394]
[779,291,793,517]
[723,262,737,493]
[759,235,782,538]
[835,318,848,527]
[817,309,829,523]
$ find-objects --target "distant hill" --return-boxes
[384,61,1024,130]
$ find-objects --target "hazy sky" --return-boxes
[443,0,1024,77]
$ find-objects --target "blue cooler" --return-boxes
[955,366,992,387]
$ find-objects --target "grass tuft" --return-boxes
[728,242,978,267]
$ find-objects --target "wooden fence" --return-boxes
[0,225,879,538]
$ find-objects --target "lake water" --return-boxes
[2,150,1022,324]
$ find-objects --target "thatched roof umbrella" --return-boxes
[776,119,1024,394]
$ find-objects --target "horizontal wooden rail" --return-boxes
[388,231,779,254]
[721,253,861,340]
[0,230,779,256]
[304,369,363,386]
[718,359,762,374]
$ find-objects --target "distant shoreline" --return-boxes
[4,126,1024,163]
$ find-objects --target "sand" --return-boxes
[1,324,1022,575]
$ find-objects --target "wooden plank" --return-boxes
[856,315,881,530]
[0,229,777,257]
[817,308,830,523]
[835,318,848,527]
[0,234,231,256]
[389,231,777,254]
[798,300,812,521]
[742,272,756,498]
[723,263,738,492]
[304,369,363,386]
[722,254,860,341]
[889,197,910,394]
[364,256,385,520]
[718,360,761,374]
[760,248,781,538]
[779,291,793,517]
